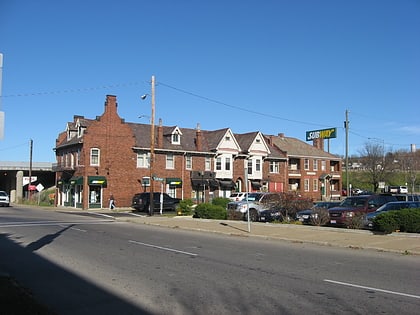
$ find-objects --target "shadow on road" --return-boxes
[0,233,152,314]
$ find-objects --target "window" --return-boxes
[186,155,192,169]
[248,159,252,175]
[137,153,150,168]
[172,133,180,144]
[321,160,326,171]
[313,179,319,191]
[304,179,310,191]
[269,161,279,173]
[313,159,318,171]
[256,159,261,172]
[205,157,211,171]
[216,157,222,171]
[304,159,309,170]
[90,148,100,166]
[166,154,175,169]
[225,157,231,171]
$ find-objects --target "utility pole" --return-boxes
[149,75,156,216]
[345,110,349,196]
[29,139,33,200]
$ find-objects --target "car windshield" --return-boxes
[339,197,368,208]
[0,191,7,196]
[245,193,262,201]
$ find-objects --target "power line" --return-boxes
[158,81,332,128]
[3,81,147,98]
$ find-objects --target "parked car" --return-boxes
[296,201,341,224]
[328,194,397,227]
[131,192,181,212]
[0,191,10,207]
[363,201,420,229]
[228,192,247,202]
[226,192,281,222]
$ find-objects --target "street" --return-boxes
[1,206,419,314]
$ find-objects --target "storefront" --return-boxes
[63,176,107,208]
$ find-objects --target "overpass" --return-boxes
[0,161,55,202]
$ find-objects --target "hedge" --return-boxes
[372,208,420,234]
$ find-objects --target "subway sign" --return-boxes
[306,128,337,141]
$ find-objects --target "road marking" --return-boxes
[129,240,198,257]
[324,279,420,299]
[0,220,114,228]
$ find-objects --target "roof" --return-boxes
[269,134,340,160]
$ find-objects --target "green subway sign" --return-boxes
[306,128,337,141]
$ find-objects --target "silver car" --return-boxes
[0,191,10,207]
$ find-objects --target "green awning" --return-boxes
[88,176,107,186]
[70,176,83,185]
[166,177,182,187]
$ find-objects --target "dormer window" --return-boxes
[78,126,86,138]
[172,133,180,144]
[171,127,182,145]
[225,136,231,141]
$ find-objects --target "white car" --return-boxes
[228,192,247,202]
[0,191,10,207]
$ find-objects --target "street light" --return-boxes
[141,75,156,216]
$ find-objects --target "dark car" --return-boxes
[296,201,341,224]
[328,194,397,227]
[363,201,420,229]
[131,192,181,212]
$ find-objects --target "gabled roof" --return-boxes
[269,134,340,159]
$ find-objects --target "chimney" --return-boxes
[278,133,285,138]
[196,123,202,151]
[157,118,163,148]
[313,138,324,151]
[104,95,118,114]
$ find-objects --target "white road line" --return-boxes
[129,240,198,257]
[324,279,420,299]
[0,220,114,228]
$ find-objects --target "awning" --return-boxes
[251,181,262,189]
[218,180,236,190]
[166,177,182,187]
[88,176,107,186]
[70,176,83,185]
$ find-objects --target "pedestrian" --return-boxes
[109,194,115,210]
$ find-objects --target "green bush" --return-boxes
[211,197,230,208]
[177,199,195,215]
[372,209,420,234]
[194,203,227,220]
[398,208,420,233]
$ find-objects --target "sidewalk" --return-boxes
[97,209,420,256]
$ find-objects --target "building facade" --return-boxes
[53,95,341,209]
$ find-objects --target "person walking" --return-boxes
[109,194,115,210]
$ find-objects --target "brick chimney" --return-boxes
[196,123,202,151]
[313,138,324,151]
[157,118,163,148]
[104,95,118,114]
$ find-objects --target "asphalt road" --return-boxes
[1,206,419,314]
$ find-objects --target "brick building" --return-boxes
[53,95,341,209]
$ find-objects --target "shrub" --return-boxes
[194,203,227,220]
[372,211,400,234]
[177,199,195,215]
[347,213,365,229]
[211,197,230,208]
[373,208,420,233]
[398,208,420,233]
[309,207,330,226]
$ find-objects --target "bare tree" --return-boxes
[359,142,388,192]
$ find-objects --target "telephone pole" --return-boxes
[345,110,349,196]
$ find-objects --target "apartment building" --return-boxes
[53,95,341,209]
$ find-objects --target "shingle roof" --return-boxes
[269,134,340,159]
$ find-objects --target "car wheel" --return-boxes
[249,209,259,222]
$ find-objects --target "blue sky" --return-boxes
[0,0,419,163]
